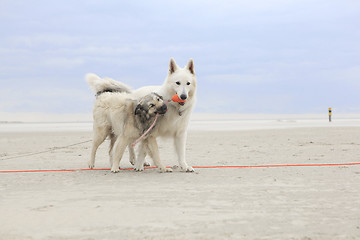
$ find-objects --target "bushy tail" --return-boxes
[85,73,132,95]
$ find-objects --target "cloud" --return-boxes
[43,57,85,68]
[203,73,273,84]
[0,0,359,115]
[4,34,82,48]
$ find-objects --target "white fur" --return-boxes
[132,58,197,172]
[86,74,171,173]
[85,73,132,94]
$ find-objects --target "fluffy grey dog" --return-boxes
[86,73,171,173]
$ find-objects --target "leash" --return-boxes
[130,95,182,148]
[1,112,160,161]
[131,113,159,148]
[0,140,92,161]
[1,162,360,173]
[1,96,182,160]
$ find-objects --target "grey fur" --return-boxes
[86,82,170,173]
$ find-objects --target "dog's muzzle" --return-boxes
[178,94,187,106]
[156,104,168,115]
[180,94,187,100]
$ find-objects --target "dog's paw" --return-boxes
[186,166,195,172]
[182,166,195,172]
[134,161,144,171]
[134,166,144,172]
[159,167,173,173]
[129,156,135,166]
[144,161,151,167]
[88,162,95,169]
[111,167,120,173]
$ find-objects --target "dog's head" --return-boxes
[134,92,167,119]
[166,58,197,106]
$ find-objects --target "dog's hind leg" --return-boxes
[108,133,116,167]
[89,126,109,169]
[111,136,127,173]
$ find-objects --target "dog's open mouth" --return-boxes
[155,109,167,115]
[178,102,185,106]
[155,105,168,115]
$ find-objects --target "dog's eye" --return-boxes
[149,104,155,108]
[187,82,191,85]
[176,81,180,85]
[157,98,160,101]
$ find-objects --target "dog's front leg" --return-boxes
[147,137,172,173]
[134,142,152,171]
[134,142,147,171]
[128,143,136,165]
[174,132,194,172]
[111,136,127,173]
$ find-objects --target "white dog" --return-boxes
[96,58,197,172]
[86,74,171,173]
[132,58,197,172]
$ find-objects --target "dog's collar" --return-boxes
[166,99,185,116]
[175,104,186,116]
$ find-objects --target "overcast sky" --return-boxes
[1,0,359,115]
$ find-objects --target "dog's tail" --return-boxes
[85,73,132,96]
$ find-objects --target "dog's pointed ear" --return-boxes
[186,58,195,75]
[153,92,163,100]
[134,104,143,115]
[169,58,178,74]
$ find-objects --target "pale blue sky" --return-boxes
[1,0,359,114]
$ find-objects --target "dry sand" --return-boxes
[1,116,360,240]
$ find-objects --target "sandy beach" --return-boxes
[1,115,360,240]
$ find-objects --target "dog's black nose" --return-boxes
[180,94,187,100]
[157,104,167,114]
[161,104,167,112]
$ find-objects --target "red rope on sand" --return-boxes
[1,162,360,173]
[194,162,360,168]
